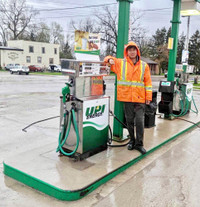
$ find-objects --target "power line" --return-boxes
[33,3,117,12]
[33,14,95,20]
[142,7,172,12]
[33,7,173,20]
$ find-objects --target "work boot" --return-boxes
[134,146,146,155]
[127,140,135,150]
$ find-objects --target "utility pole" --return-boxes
[186,16,190,51]
[113,0,133,139]
[182,16,190,83]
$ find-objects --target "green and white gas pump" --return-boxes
[57,60,110,160]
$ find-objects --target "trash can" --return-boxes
[145,90,157,128]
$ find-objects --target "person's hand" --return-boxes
[146,100,150,105]
[109,59,115,65]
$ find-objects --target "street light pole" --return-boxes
[186,16,190,51]
[182,16,190,82]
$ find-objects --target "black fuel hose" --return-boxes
[107,110,130,147]
[22,115,60,132]
[109,110,127,128]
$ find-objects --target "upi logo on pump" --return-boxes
[85,105,105,119]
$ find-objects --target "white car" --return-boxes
[5,63,20,71]
[10,65,29,75]
[48,64,62,72]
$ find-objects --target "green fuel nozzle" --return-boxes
[62,83,71,103]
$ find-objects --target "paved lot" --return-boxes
[1,72,200,207]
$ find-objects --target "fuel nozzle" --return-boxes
[62,82,71,103]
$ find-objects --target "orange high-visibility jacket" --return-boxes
[104,42,152,103]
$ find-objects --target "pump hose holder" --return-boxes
[57,105,80,156]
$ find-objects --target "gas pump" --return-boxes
[56,60,110,160]
[158,70,198,118]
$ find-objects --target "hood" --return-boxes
[124,41,141,60]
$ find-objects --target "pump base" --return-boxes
[61,144,107,161]
[112,129,130,142]
[164,114,175,120]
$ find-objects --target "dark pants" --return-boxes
[124,102,145,146]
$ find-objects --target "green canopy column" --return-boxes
[113,0,133,139]
[167,0,181,81]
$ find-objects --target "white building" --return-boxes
[0,40,60,68]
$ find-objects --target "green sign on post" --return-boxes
[113,0,133,139]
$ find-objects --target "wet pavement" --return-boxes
[1,72,200,206]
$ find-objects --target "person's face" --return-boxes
[127,47,137,59]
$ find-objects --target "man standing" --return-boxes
[104,42,152,154]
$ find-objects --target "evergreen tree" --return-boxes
[153,27,167,46]
[149,27,169,73]
[60,35,74,59]
[166,27,172,43]
[189,30,200,71]
[176,32,186,64]
[60,42,73,59]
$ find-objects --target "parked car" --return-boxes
[48,64,61,72]
[10,65,29,75]
[5,63,20,71]
[28,65,43,72]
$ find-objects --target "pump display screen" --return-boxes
[161,82,171,86]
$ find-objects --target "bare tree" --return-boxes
[19,21,65,44]
[129,9,144,41]
[35,23,51,43]
[0,0,37,44]
[95,7,118,55]
[0,24,8,46]
[130,27,150,57]
[17,22,51,43]
[50,22,64,45]
[70,18,96,33]
[95,6,145,56]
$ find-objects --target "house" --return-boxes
[141,57,159,75]
[0,40,60,68]
[0,46,24,68]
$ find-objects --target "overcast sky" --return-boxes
[27,0,200,38]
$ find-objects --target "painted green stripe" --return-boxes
[3,121,200,201]
[74,50,100,55]
[83,121,105,128]
[3,162,73,200]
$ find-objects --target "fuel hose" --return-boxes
[107,110,130,147]
[57,108,80,156]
